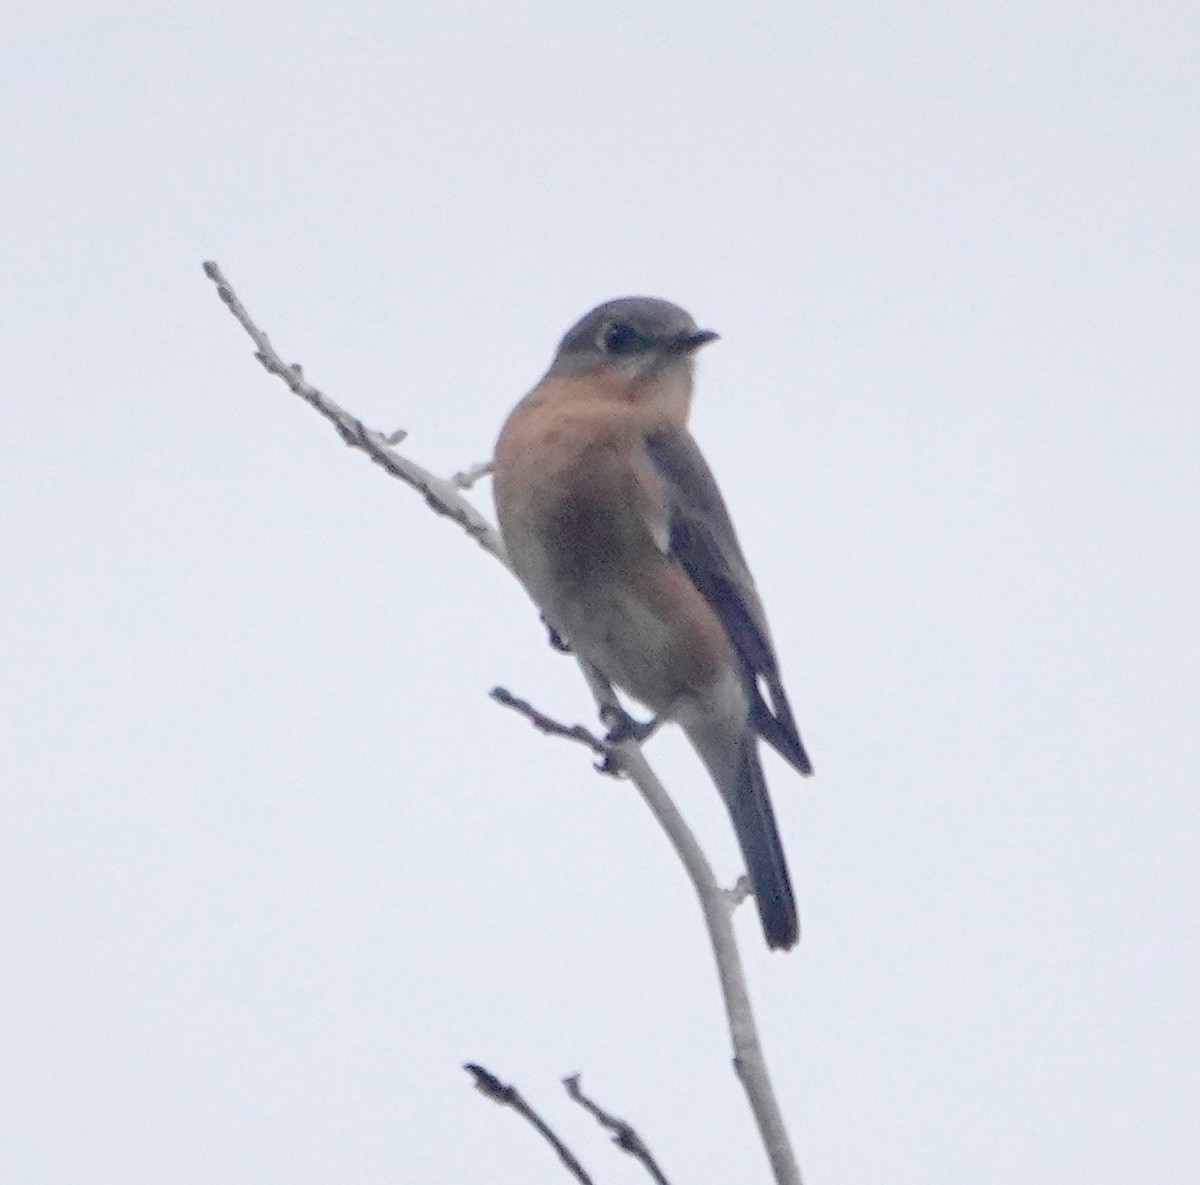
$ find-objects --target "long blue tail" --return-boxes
[689,724,799,950]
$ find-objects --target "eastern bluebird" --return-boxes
[493,297,812,950]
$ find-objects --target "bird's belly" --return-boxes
[496,420,732,716]
[566,581,686,712]
[512,537,723,716]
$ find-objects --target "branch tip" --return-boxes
[463,1063,593,1185]
[490,687,609,758]
[464,1063,511,1102]
[563,1075,672,1185]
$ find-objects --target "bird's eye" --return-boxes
[600,322,641,354]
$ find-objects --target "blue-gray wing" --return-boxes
[644,429,812,776]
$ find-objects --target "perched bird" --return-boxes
[493,297,812,950]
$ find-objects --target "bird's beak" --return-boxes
[673,328,720,354]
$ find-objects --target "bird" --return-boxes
[493,297,812,950]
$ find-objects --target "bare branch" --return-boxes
[451,459,494,489]
[606,744,803,1185]
[563,1075,672,1185]
[201,261,505,564]
[206,262,803,1185]
[491,687,801,1181]
[464,1064,593,1184]
[490,687,611,761]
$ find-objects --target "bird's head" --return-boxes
[549,297,719,379]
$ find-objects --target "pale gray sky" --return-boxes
[3,2,1197,1182]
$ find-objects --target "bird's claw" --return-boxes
[594,753,625,777]
[542,616,572,654]
[601,705,659,745]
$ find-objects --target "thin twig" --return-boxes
[464,1065,593,1185]
[451,459,494,489]
[563,1075,672,1185]
[490,687,611,760]
[201,261,505,563]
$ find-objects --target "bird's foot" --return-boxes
[542,616,572,654]
[595,753,625,777]
[600,705,660,746]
